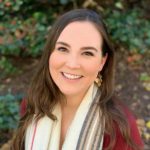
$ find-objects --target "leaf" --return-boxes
[144,133,150,141]
[142,82,150,91]
[146,121,150,129]
[140,73,150,82]
[115,2,123,9]
[60,0,69,5]
[5,2,11,7]
[15,30,24,39]
[11,20,17,25]
[0,36,4,44]
[0,25,5,30]
[127,54,142,63]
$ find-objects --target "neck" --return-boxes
[61,88,90,111]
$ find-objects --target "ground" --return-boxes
[0,48,150,149]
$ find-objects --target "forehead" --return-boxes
[56,21,103,48]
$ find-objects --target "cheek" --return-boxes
[49,52,64,71]
[83,61,101,77]
[49,54,56,70]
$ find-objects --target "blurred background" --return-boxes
[0,0,150,149]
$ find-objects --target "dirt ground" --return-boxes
[0,48,150,149]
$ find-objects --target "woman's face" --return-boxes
[49,21,107,98]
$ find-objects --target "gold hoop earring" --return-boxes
[95,73,102,87]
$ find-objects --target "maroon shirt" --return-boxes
[103,106,144,149]
[20,99,144,150]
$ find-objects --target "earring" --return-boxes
[95,73,102,87]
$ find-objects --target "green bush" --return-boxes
[105,8,150,53]
[0,0,58,57]
[0,14,50,57]
[0,0,23,17]
[0,57,17,77]
[0,93,23,129]
[1,1,149,56]
[0,1,149,75]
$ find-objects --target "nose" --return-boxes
[65,55,80,69]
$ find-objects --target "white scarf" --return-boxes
[25,83,104,150]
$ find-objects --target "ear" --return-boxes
[99,53,108,71]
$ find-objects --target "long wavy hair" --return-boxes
[12,9,141,150]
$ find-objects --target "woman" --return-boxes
[12,9,143,150]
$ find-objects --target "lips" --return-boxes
[61,72,83,80]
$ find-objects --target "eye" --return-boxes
[57,46,68,52]
[83,51,94,56]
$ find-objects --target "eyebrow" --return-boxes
[56,41,98,52]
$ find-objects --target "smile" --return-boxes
[62,72,83,80]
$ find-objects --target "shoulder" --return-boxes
[103,103,144,150]
[20,98,27,116]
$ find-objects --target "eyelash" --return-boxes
[83,51,94,56]
[56,47,94,56]
[57,47,68,52]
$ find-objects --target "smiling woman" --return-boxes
[49,21,106,103]
[12,9,143,150]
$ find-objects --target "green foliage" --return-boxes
[0,0,23,17]
[140,73,150,82]
[0,57,17,77]
[105,9,150,53]
[0,0,56,57]
[0,14,49,57]
[60,0,72,5]
[0,93,23,129]
[0,1,150,75]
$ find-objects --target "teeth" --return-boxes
[62,72,82,79]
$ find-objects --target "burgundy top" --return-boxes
[103,105,144,149]
[20,99,144,150]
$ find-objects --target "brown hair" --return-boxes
[12,9,141,150]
